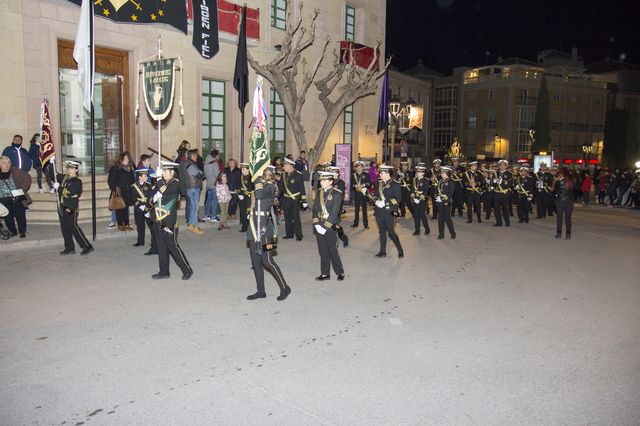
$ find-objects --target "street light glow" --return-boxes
[635,160,640,169]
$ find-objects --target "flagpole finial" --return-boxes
[256,75,263,87]
[156,33,163,60]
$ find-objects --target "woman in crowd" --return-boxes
[215,173,231,230]
[175,140,190,163]
[597,168,611,204]
[108,152,135,231]
[0,155,31,238]
[581,171,592,206]
[368,161,379,196]
[554,167,574,240]
[28,133,52,193]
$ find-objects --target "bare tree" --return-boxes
[247,2,390,167]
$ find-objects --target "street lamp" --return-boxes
[635,160,640,169]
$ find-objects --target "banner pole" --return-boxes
[240,108,245,162]
[89,0,96,241]
[158,118,161,165]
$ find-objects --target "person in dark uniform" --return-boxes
[54,160,93,255]
[131,168,157,253]
[279,157,307,241]
[313,171,345,281]
[237,163,253,232]
[534,161,554,218]
[372,165,404,258]
[553,167,574,240]
[246,166,291,301]
[397,161,413,218]
[410,163,430,235]
[450,157,466,217]
[493,159,513,227]
[151,161,193,280]
[428,159,442,219]
[515,164,536,223]
[508,165,518,218]
[463,161,483,223]
[327,166,349,247]
[435,166,456,240]
[351,161,370,229]
[482,165,494,220]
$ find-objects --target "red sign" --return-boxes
[339,41,380,70]
[188,0,260,39]
[553,158,560,164]
[563,159,573,164]
[589,159,600,165]
[517,157,529,163]
[575,159,585,164]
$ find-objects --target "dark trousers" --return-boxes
[228,193,239,215]
[154,223,192,276]
[316,228,344,276]
[134,209,156,250]
[546,193,555,216]
[483,192,493,219]
[115,207,130,226]
[59,209,91,251]
[352,193,368,227]
[283,198,302,237]
[2,200,27,235]
[375,211,402,255]
[466,191,482,222]
[494,193,510,226]
[508,193,515,216]
[249,239,288,294]
[517,196,531,222]
[238,196,250,231]
[555,199,573,235]
[598,190,606,204]
[436,202,455,237]
[535,191,548,218]
[452,183,464,216]
[413,201,430,233]
[430,194,438,219]
[400,187,413,217]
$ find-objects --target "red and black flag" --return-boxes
[39,99,56,169]
[67,0,188,34]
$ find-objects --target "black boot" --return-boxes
[277,286,291,301]
[247,291,267,300]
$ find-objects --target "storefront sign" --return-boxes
[142,59,176,121]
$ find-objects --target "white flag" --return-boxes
[73,0,94,111]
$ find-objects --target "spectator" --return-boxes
[606,171,618,207]
[108,152,135,231]
[223,159,241,218]
[0,155,31,238]
[295,150,311,199]
[2,135,32,173]
[203,148,221,222]
[614,168,628,206]
[175,140,190,163]
[184,149,205,235]
[137,154,155,179]
[215,173,232,230]
[581,172,592,205]
[554,167,574,240]
[597,169,610,204]
[368,161,379,195]
[28,133,52,193]
[630,170,640,209]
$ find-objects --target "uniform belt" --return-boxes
[284,192,300,199]
[253,211,271,216]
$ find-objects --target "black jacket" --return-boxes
[313,186,343,230]
[151,178,181,228]
[224,166,242,192]
[108,165,134,204]
[57,174,82,212]
[373,178,401,216]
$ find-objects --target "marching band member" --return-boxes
[435,166,456,240]
[312,171,345,281]
[463,161,484,223]
[279,157,307,241]
[131,168,156,252]
[372,165,403,258]
[238,163,253,233]
[515,164,536,223]
[493,159,513,227]
[54,160,93,255]
[351,161,370,229]
[397,161,413,218]
[410,163,431,235]
[450,156,466,217]
[428,158,443,219]
[534,161,554,218]
[327,166,349,247]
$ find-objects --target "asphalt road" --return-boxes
[1,205,639,425]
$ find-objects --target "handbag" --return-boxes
[108,187,126,211]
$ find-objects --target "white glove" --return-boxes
[361,188,367,195]
[515,185,520,190]
[53,182,60,190]
[238,194,244,201]
[144,211,151,219]
[435,196,442,203]
[139,205,146,211]
[413,198,420,204]
[152,192,162,203]
[314,224,326,235]
[302,202,308,209]
[375,200,385,208]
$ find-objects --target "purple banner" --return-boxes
[335,144,352,202]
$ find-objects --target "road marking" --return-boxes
[581,231,622,241]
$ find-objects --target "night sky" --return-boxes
[386,0,640,74]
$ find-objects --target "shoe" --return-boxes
[187,224,194,230]
[144,251,157,256]
[565,234,571,240]
[518,220,524,223]
[375,252,387,257]
[182,271,193,280]
[126,225,134,231]
[467,219,472,223]
[218,226,222,231]
[247,292,267,300]
[412,230,420,235]
[239,228,246,232]
[49,188,56,194]
[478,219,482,223]
[211,217,219,222]
[398,250,404,258]
[190,226,205,235]
[493,224,502,227]
[437,236,444,240]
[59,249,75,255]
[277,286,291,301]
[425,229,430,235]
[364,225,369,229]
[337,274,345,281]
[505,223,510,227]
[350,223,358,228]
[107,222,116,229]
[118,225,125,231]
[133,242,144,247]
[525,219,529,223]
[282,235,294,240]
[223,224,230,229]
[19,233,25,238]
[451,233,456,239]
[152,273,170,279]
[80,246,94,256]
[555,233,562,239]
[296,235,303,241]
[315,274,330,281]
[198,217,205,223]
[38,188,43,194]
[341,235,348,247]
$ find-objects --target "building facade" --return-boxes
[1,0,386,175]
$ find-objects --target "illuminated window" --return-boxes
[270,88,286,158]
[201,78,225,160]
[271,0,286,30]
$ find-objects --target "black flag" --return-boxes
[233,5,249,111]
[192,0,219,59]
